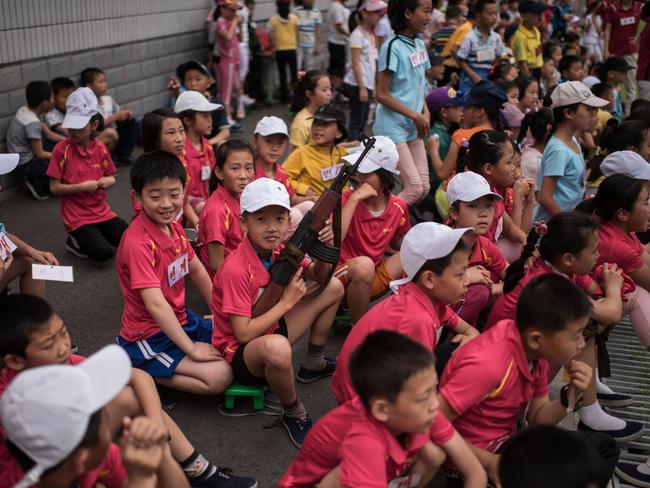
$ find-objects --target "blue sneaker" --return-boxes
[189,466,257,488]
[296,357,336,384]
[282,414,312,448]
[578,419,644,443]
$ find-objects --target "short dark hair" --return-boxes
[50,77,75,96]
[130,150,187,194]
[0,294,56,357]
[499,426,607,488]
[349,330,436,409]
[497,80,518,94]
[79,67,104,87]
[209,139,254,192]
[25,81,52,108]
[140,108,182,153]
[475,0,497,14]
[388,0,422,32]
[178,109,198,129]
[559,55,580,74]
[590,82,613,99]
[516,274,591,333]
[594,174,648,221]
[412,238,470,281]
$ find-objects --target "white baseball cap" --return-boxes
[0,345,131,488]
[0,154,19,175]
[342,135,400,175]
[446,171,502,205]
[174,90,223,113]
[254,116,289,137]
[551,81,609,109]
[240,177,291,213]
[62,87,99,130]
[600,150,650,180]
[390,222,472,291]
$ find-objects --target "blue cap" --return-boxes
[453,80,508,110]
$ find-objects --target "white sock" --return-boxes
[580,402,626,430]
[595,369,615,395]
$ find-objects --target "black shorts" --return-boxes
[328,42,347,79]
[230,319,288,385]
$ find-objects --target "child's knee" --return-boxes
[90,245,115,263]
[325,277,345,302]
[262,335,293,369]
[347,257,375,284]
[205,362,233,393]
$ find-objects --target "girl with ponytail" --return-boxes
[518,107,553,184]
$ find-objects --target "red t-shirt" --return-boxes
[254,161,296,199]
[184,137,216,201]
[486,258,593,329]
[332,282,460,405]
[46,139,117,232]
[197,184,243,279]
[216,17,241,61]
[597,220,645,275]
[278,396,450,488]
[487,186,506,242]
[469,235,508,283]
[211,238,310,361]
[603,0,643,55]
[116,212,195,342]
[339,189,410,266]
[439,320,549,451]
[638,21,650,81]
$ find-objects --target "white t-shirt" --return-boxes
[239,5,250,44]
[328,1,350,45]
[374,14,393,40]
[344,27,378,89]
[583,13,602,44]
[99,95,120,128]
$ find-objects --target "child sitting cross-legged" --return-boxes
[211,177,344,448]
[280,330,471,488]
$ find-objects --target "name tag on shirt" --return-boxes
[32,264,74,282]
[0,232,17,262]
[620,16,636,26]
[410,48,427,68]
[388,473,422,488]
[476,47,496,63]
[167,253,189,287]
[201,165,211,181]
[321,163,343,182]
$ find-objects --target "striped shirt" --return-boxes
[457,27,505,72]
[431,24,457,55]
[295,6,322,48]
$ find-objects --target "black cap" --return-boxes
[519,0,551,13]
[454,80,508,109]
[176,60,213,82]
[603,56,634,72]
[310,103,348,137]
[429,54,448,65]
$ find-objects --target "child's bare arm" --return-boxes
[184,202,200,229]
[501,212,527,245]
[29,138,51,160]
[6,233,58,264]
[440,432,488,488]
[457,59,483,84]
[589,263,623,325]
[128,368,165,425]
[207,242,226,274]
[41,123,65,143]
[188,255,213,308]
[451,318,480,346]
[50,177,100,195]
[208,127,230,147]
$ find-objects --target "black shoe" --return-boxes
[296,357,336,384]
[65,237,88,259]
[616,461,650,487]
[155,384,177,412]
[597,391,634,407]
[189,466,257,488]
[281,414,312,448]
[577,419,644,443]
[24,177,49,200]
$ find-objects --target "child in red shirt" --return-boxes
[211,177,344,448]
[280,331,482,487]
[439,275,618,488]
[175,90,221,216]
[47,87,128,262]
[216,0,242,124]
[198,140,254,278]
[334,136,410,323]
[446,171,508,326]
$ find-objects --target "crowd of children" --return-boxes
[3,0,650,485]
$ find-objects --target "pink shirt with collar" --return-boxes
[184,137,216,201]
[468,235,507,283]
[439,319,549,451]
[254,161,296,199]
[116,212,195,342]
[597,220,645,275]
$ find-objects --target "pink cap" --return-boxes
[362,0,388,11]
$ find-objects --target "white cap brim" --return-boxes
[449,187,502,205]
[342,153,400,175]
[62,113,92,130]
[242,197,291,213]
[363,0,388,10]
[184,100,223,112]
[581,94,610,108]
[255,127,289,137]
[79,345,132,412]
[0,154,19,175]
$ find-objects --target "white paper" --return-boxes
[0,232,17,262]
[32,264,74,282]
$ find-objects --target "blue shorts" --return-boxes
[117,309,212,378]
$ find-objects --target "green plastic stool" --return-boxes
[223,382,265,411]
[331,310,352,336]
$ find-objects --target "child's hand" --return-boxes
[427,133,440,155]
[80,180,100,193]
[167,77,181,95]
[351,182,378,201]
[318,220,334,246]
[513,178,532,199]
[97,176,114,189]
[566,359,592,396]
[304,188,317,198]
[28,248,59,266]
[187,342,223,362]
[486,452,502,488]
[359,87,369,103]
[120,416,167,482]
[465,266,493,286]
[116,110,133,122]
[282,269,307,308]
[413,113,430,139]
[601,262,624,293]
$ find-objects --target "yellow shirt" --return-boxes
[283,143,348,196]
[510,25,542,69]
[443,21,473,68]
[270,14,298,51]
[598,109,613,128]
[290,108,313,146]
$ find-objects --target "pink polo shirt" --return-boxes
[216,17,240,61]
[254,161,296,199]
[197,184,243,279]
[184,137,216,201]
[485,258,593,330]
[278,396,442,488]
[46,138,117,232]
[487,186,506,242]
[211,238,310,361]
[332,282,460,405]
[116,212,195,342]
[597,221,645,275]
[469,235,507,283]
[439,319,549,451]
[339,189,410,266]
